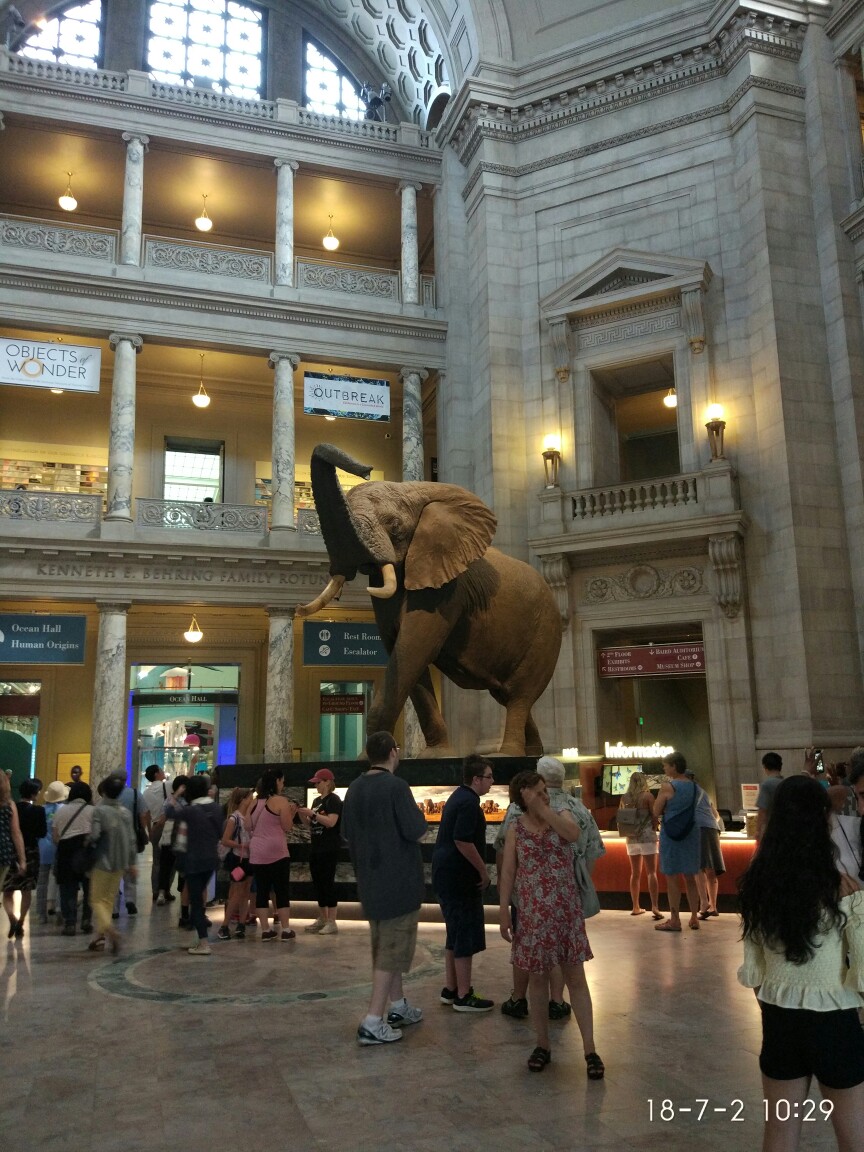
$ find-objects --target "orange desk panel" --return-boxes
[594,834,756,894]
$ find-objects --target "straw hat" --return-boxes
[44,780,69,803]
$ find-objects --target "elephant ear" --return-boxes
[404,492,496,590]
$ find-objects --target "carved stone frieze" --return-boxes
[0,491,101,522]
[144,239,271,282]
[0,215,115,260]
[578,311,680,350]
[708,533,744,619]
[296,509,322,535]
[584,563,703,605]
[539,553,571,624]
[572,294,681,330]
[296,260,399,299]
[137,499,267,533]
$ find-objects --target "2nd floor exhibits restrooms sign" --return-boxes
[303,372,390,422]
[0,339,102,392]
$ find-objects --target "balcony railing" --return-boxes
[137,500,267,533]
[0,489,102,522]
[572,474,700,520]
[143,236,272,282]
[0,214,116,261]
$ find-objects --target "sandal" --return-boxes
[527,1046,551,1072]
[651,910,663,921]
[698,911,711,920]
[87,937,106,951]
[655,920,682,932]
[689,919,700,930]
[585,1052,605,1080]
[630,909,646,916]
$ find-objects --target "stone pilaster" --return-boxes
[264,608,295,762]
[90,602,129,786]
[106,333,142,521]
[399,366,427,481]
[120,133,148,266]
[398,181,422,305]
[268,352,300,534]
[274,159,299,286]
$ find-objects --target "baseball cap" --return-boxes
[309,768,335,783]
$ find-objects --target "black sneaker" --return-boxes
[126,903,138,916]
[501,996,529,1019]
[452,991,494,1013]
[234,924,246,940]
[217,926,231,941]
[439,986,471,1005]
[549,1000,572,1020]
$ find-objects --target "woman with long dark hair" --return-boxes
[738,775,864,1152]
[248,768,297,941]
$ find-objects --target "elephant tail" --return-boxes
[311,443,373,481]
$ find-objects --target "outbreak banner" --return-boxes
[0,338,101,393]
[0,614,87,664]
[303,371,390,422]
[598,642,705,678]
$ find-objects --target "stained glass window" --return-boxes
[304,37,363,120]
[146,0,264,99]
[18,1,103,69]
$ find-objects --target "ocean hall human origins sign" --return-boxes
[0,339,101,393]
[0,614,87,664]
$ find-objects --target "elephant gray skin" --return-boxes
[296,444,562,756]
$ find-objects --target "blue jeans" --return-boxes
[59,876,91,928]
[185,870,213,940]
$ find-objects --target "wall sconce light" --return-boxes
[322,214,340,251]
[705,403,726,461]
[192,353,210,408]
[542,434,562,488]
[663,387,677,409]
[195,194,213,232]
[183,615,203,643]
[58,171,77,212]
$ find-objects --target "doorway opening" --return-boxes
[590,354,679,484]
[164,437,224,502]
[0,680,39,791]
[319,680,373,761]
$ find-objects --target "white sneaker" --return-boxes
[357,1019,403,1046]
[304,917,325,933]
[187,942,212,956]
[387,999,423,1027]
[318,922,338,935]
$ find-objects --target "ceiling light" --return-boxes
[195,195,213,232]
[50,388,64,395]
[192,353,211,408]
[183,615,203,643]
[58,171,77,212]
[324,415,337,421]
[322,214,339,251]
[663,387,677,409]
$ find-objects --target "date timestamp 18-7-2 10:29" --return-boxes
[647,1099,835,1123]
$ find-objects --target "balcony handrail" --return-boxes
[0,488,102,523]
[572,473,700,519]
[136,499,267,533]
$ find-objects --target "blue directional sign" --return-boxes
[0,614,87,664]
[302,621,388,666]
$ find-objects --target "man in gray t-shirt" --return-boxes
[755,753,783,841]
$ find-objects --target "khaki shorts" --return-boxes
[369,909,419,973]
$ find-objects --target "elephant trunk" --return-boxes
[310,444,376,578]
[296,575,346,617]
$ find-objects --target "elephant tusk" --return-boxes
[368,563,397,600]
[296,575,346,617]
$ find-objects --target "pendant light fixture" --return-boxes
[322,214,339,251]
[58,171,77,212]
[195,194,213,232]
[183,615,204,643]
[192,353,211,409]
[663,387,677,409]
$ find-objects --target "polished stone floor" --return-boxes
[0,889,845,1152]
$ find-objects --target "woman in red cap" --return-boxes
[298,769,343,934]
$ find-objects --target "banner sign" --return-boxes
[741,783,760,810]
[598,643,705,678]
[130,691,238,706]
[0,339,101,392]
[0,614,86,664]
[303,622,388,666]
[303,371,390,422]
[320,693,366,715]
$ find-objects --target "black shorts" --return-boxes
[252,857,291,909]
[438,890,486,959]
[759,1001,864,1090]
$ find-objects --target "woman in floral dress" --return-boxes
[498,770,603,1076]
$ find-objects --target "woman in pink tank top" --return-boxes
[248,768,297,940]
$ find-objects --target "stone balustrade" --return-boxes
[148,79,275,119]
[296,509,321,535]
[0,489,102,522]
[143,236,272,282]
[0,214,117,261]
[572,473,700,520]
[136,500,267,533]
[296,259,400,299]
[0,49,126,90]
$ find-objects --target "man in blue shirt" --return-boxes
[432,755,495,1013]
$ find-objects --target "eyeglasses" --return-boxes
[476,774,494,781]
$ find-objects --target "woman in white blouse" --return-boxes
[738,775,864,1152]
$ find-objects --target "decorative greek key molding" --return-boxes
[708,533,744,619]
[296,259,400,299]
[143,238,271,282]
[0,214,116,260]
[0,490,101,522]
[296,509,321,535]
[136,500,267,533]
[573,474,698,520]
[149,80,274,119]
[584,563,703,605]
[539,553,571,624]
[577,311,680,349]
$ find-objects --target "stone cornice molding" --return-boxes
[446,7,806,165]
[461,74,804,199]
[826,0,864,51]
[841,203,864,243]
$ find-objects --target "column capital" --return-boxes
[399,366,429,383]
[397,181,422,195]
[267,605,297,619]
[121,132,150,150]
[269,351,300,370]
[95,600,131,614]
[0,113,5,132]
[274,158,299,172]
[109,332,143,353]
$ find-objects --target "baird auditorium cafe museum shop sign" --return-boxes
[0,339,101,393]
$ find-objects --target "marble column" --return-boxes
[400,366,428,482]
[264,608,295,762]
[398,181,422,305]
[120,133,148,266]
[274,159,299,286]
[268,352,300,533]
[106,333,142,521]
[90,603,129,786]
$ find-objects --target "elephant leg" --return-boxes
[366,612,452,740]
[524,712,544,758]
[490,688,531,757]
[409,670,450,750]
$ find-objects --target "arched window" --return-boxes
[146,0,265,99]
[17,1,103,69]
[303,37,363,120]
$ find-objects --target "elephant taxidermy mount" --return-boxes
[297,444,563,756]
